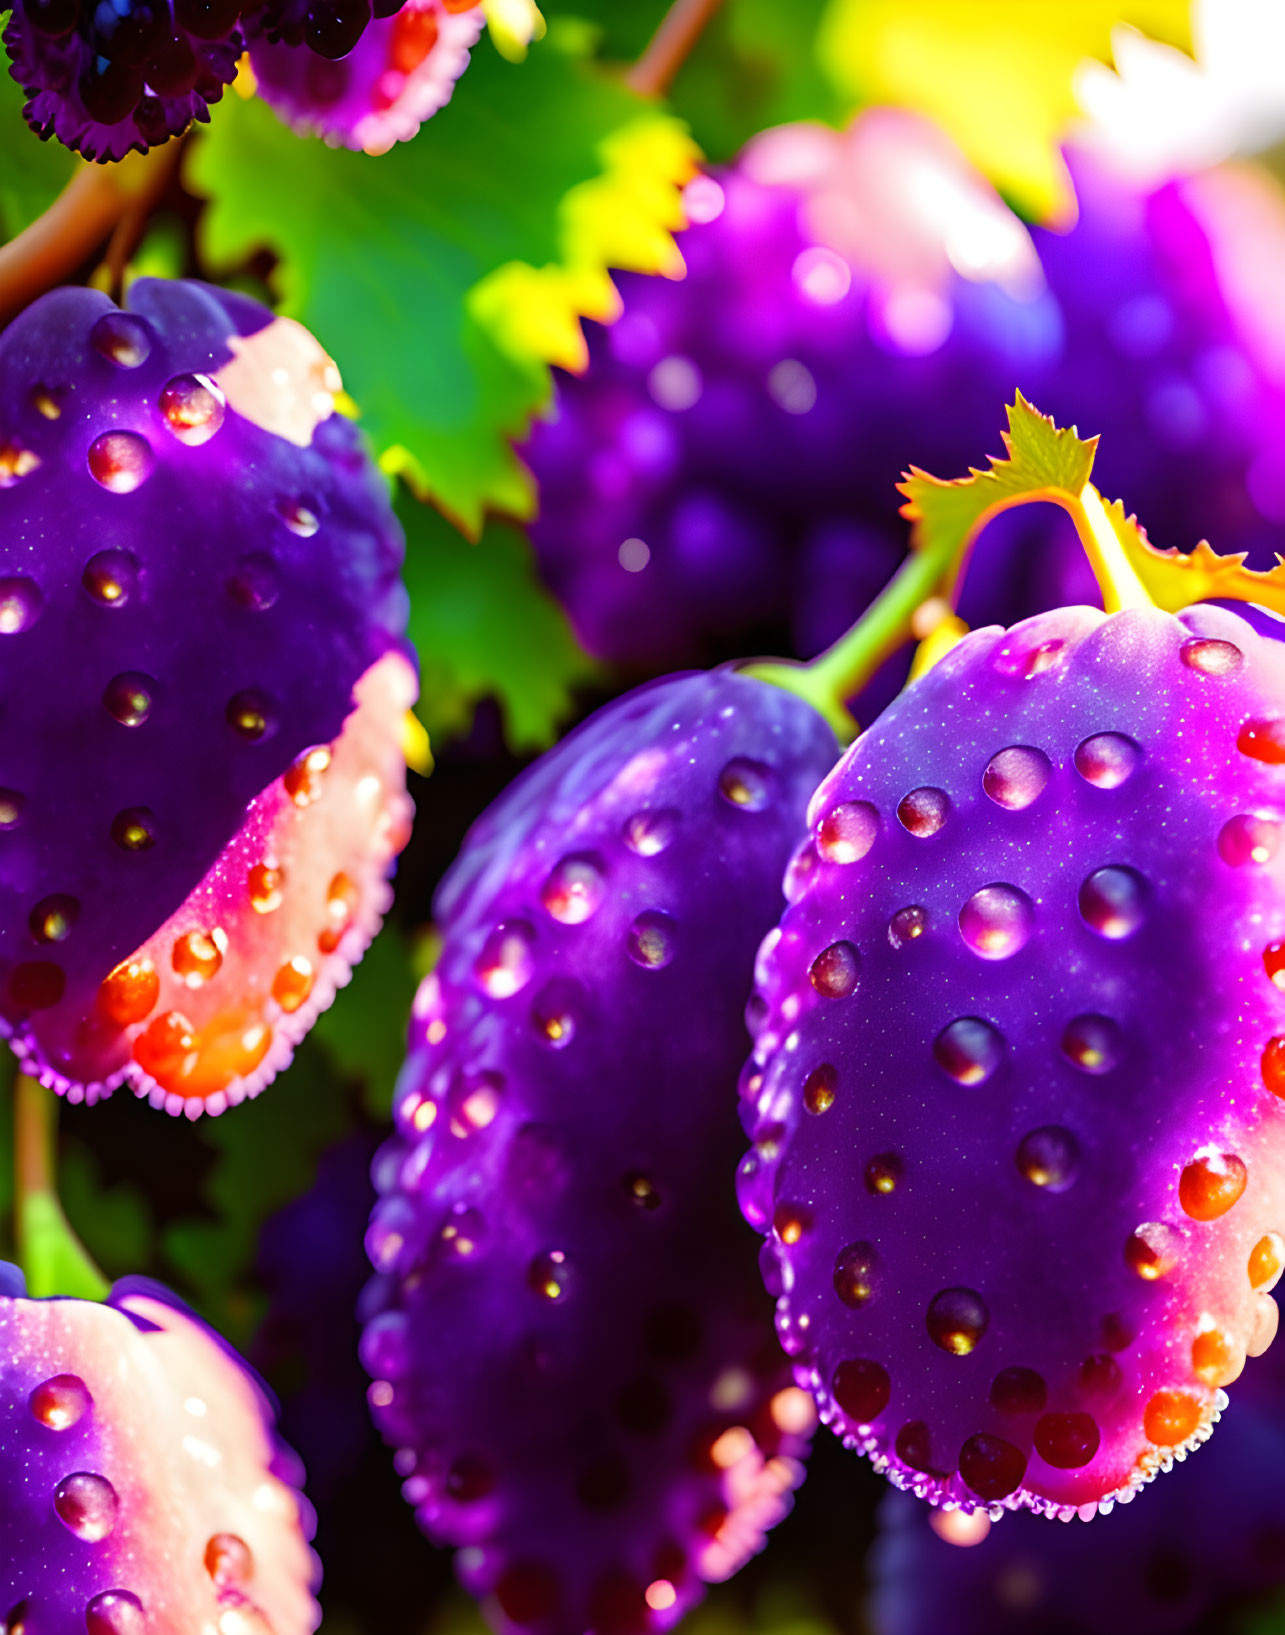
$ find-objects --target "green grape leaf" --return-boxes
[312,922,421,1119]
[0,63,77,244]
[187,28,695,534]
[400,487,601,752]
[815,0,1193,222]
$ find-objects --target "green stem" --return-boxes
[745,522,962,742]
[14,1074,107,1300]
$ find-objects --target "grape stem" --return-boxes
[625,0,726,98]
[0,141,178,326]
[13,1072,107,1300]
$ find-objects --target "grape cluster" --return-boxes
[0,278,413,1116]
[524,115,1285,671]
[362,669,837,1632]
[740,600,1285,1515]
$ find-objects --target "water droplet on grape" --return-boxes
[1249,1293,1280,1357]
[1192,1327,1240,1388]
[85,1590,145,1635]
[1074,732,1141,787]
[1249,1233,1285,1291]
[982,745,1050,810]
[272,956,314,1014]
[226,689,276,741]
[1179,1150,1247,1220]
[1218,814,1282,867]
[1078,866,1147,938]
[249,862,284,914]
[0,789,24,829]
[159,373,225,445]
[831,1358,890,1424]
[205,1532,253,1583]
[82,548,138,606]
[803,1062,836,1114]
[833,1241,878,1308]
[475,921,535,996]
[528,1249,571,1301]
[438,1203,486,1260]
[281,499,319,536]
[1034,1412,1099,1468]
[959,1433,1026,1501]
[226,551,280,611]
[623,1170,660,1211]
[0,576,42,635]
[1238,719,1285,763]
[91,312,151,368]
[54,1471,119,1540]
[1180,637,1242,675]
[622,808,676,856]
[719,757,772,809]
[103,671,154,727]
[773,1202,811,1246]
[29,1373,91,1430]
[541,854,604,924]
[1060,1013,1122,1073]
[817,800,878,863]
[1016,1126,1080,1192]
[926,1287,988,1355]
[97,957,158,1026]
[865,1153,902,1194]
[933,1017,1004,1086]
[897,786,949,837]
[448,1069,503,1136]
[809,939,859,997]
[110,807,157,851]
[1143,1390,1201,1446]
[627,910,674,969]
[958,883,1033,960]
[888,905,928,947]
[1125,1221,1180,1280]
[88,430,153,493]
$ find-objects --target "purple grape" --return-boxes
[741,601,1285,1516]
[870,1311,1285,1634]
[3,0,244,159]
[0,1262,320,1632]
[361,668,837,1633]
[0,279,414,1116]
[249,0,482,151]
[523,115,1285,670]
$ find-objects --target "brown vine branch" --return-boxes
[0,139,179,326]
[625,0,727,99]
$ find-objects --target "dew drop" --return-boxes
[897,786,949,837]
[933,1017,1004,1086]
[803,1062,837,1115]
[205,1532,253,1583]
[926,1287,988,1355]
[82,548,138,606]
[1192,1327,1240,1388]
[97,957,159,1027]
[1249,1293,1280,1357]
[831,1358,890,1424]
[1125,1221,1180,1280]
[0,577,43,634]
[1078,866,1147,938]
[226,689,276,742]
[1179,1151,1247,1221]
[719,757,772,810]
[1078,1353,1122,1399]
[990,1367,1046,1415]
[54,1471,119,1540]
[29,1373,91,1430]
[85,1590,145,1635]
[281,499,319,537]
[531,978,578,1048]
[248,862,284,914]
[784,840,818,902]
[959,1433,1026,1501]
[102,672,154,727]
[1250,1233,1285,1291]
[773,1202,811,1246]
[627,910,674,969]
[888,905,928,948]
[958,883,1033,960]
[982,746,1051,810]
[1265,943,1285,989]
[809,940,859,997]
[1016,1126,1080,1192]
[0,789,24,829]
[29,894,78,943]
[817,800,878,863]
[1218,814,1282,867]
[528,1249,571,1301]
[227,551,280,611]
[475,921,535,997]
[895,1421,945,1475]
[833,1241,878,1308]
[111,808,157,852]
[159,373,225,445]
[30,384,62,418]
[133,1010,197,1081]
[447,1069,503,1136]
[284,746,331,807]
[1060,1014,1122,1074]
[272,956,314,1014]
[1180,636,1242,675]
[88,431,153,493]
[1239,719,1285,763]
[623,1171,660,1211]
[90,311,151,368]
[438,1204,485,1260]
[865,1153,903,1195]
[622,808,676,856]
[1034,1412,1099,1468]
[1143,1390,1201,1447]
[1074,732,1141,788]
[541,854,604,924]
[1024,640,1064,677]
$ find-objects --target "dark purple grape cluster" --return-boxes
[361,668,837,1633]
[523,129,1285,671]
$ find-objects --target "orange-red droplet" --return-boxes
[272,956,314,1014]
[1249,1232,1285,1291]
[389,4,439,72]
[1144,1390,1202,1447]
[319,870,358,953]
[1238,719,1285,763]
[284,746,331,807]
[133,1010,198,1085]
[173,930,223,985]
[1125,1222,1179,1280]
[773,1203,811,1246]
[1192,1328,1240,1387]
[97,957,159,1027]
[249,863,284,914]
[1179,1151,1247,1221]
